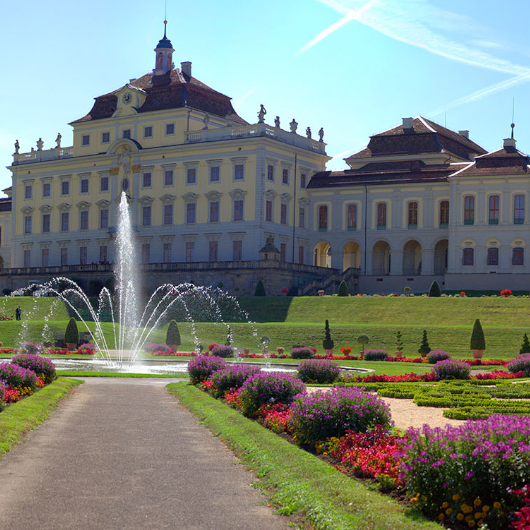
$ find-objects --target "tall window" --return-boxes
[300,173,307,189]
[280,243,286,262]
[80,210,89,230]
[209,241,218,262]
[464,196,474,225]
[141,244,150,264]
[79,246,87,265]
[123,129,131,139]
[42,182,51,197]
[143,173,152,188]
[163,243,172,263]
[185,242,194,262]
[144,126,153,138]
[163,204,173,225]
[347,204,357,230]
[514,195,525,224]
[513,247,524,266]
[80,179,89,193]
[186,168,196,184]
[233,240,242,261]
[318,205,328,230]
[25,185,32,199]
[186,203,196,224]
[100,209,109,229]
[282,168,289,184]
[408,201,418,227]
[280,204,287,224]
[42,214,50,233]
[42,248,49,267]
[267,164,274,181]
[164,170,174,186]
[488,195,500,224]
[298,245,304,264]
[23,249,30,267]
[234,164,244,180]
[142,206,151,226]
[24,215,32,234]
[234,200,244,221]
[377,202,387,229]
[60,247,68,266]
[61,181,69,196]
[440,200,449,226]
[462,247,474,266]
[299,207,305,228]
[209,201,219,222]
[265,201,272,222]
[99,246,108,263]
[210,166,220,182]
[61,212,69,231]
[100,176,109,192]
[487,247,499,266]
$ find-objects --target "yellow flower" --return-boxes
[481,512,488,519]
[442,502,449,509]
[457,513,465,521]
[483,505,490,512]
[445,508,453,516]
[461,504,468,512]
[474,498,482,507]
[453,494,461,501]
[474,512,482,519]
[438,514,445,521]
[465,515,473,522]
[493,502,501,509]
[478,520,484,526]
[468,521,476,528]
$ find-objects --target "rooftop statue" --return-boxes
[258,104,267,124]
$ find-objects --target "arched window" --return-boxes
[462,247,474,266]
[464,196,474,225]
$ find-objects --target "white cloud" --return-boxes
[233,88,257,109]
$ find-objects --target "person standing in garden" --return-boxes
[15,306,21,321]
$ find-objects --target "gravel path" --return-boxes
[0,378,290,530]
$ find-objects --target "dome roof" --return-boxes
[156,35,173,49]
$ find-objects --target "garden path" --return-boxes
[0,378,290,530]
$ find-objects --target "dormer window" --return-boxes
[81,135,90,146]
[166,123,175,135]
[102,132,110,143]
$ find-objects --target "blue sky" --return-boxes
[2,0,530,192]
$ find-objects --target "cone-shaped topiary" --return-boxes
[428,280,441,297]
[395,331,404,352]
[520,333,530,355]
[418,330,431,355]
[65,317,79,346]
[255,280,266,296]
[338,281,349,297]
[166,320,181,348]
[470,319,486,351]
[323,319,334,350]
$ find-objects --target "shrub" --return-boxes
[19,342,43,355]
[501,289,513,297]
[166,320,181,347]
[238,372,305,416]
[290,347,314,359]
[418,330,431,356]
[254,280,266,296]
[338,281,349,296]
[0,363,39,390]
[210,345,234,358]
[322,319,334,350]
[2,288,12,296]
[520,334,530,355]
[297,359,341,384]
[78,343,97,351]
[432,359,471,380]
[187,355,227,385]
[64,317,79,345]
[209,365,261,398]
[289,386,392,448]
[276,347,285,355]
[363,349,389,361]
[144,343,171,353]
[428,280,441,297]
[395,331,403,352]
[470,318,486,350]
[357,334,369,353]
[507,354,530,376]
[402,415,530,529]
[12,354,56,384]
[426,350,451,364]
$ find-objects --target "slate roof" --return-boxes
[71,69,248,125]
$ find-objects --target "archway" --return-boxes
[314,242,331,268]
[343,241,361,270]
[434,239,448,275]
[403,240,422,275]
[372,241,390,275]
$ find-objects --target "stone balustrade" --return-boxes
[12,147,74,166]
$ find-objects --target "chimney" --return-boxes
[402,117,414,131]
[459,130,469,139]
[181,61,192,78]
[504,138,517,150]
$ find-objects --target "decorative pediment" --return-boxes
[96,199,110,208]
[298,197,311,206]
[205,190,222,200]
[21,206,34,214]
[76,239,90,246]
[139,196,154,206]
[77,201,91,210]
[160,194,176,204]
[58,202,71,212]
[160,235,175,243]
[229,188,247,200]
[182,192,199,202]
[281,192,292,202]
[265,189,277,200]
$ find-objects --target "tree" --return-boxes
[338,281,349,297]
[166,320,181,348]
[395,331,404,352]
[520,333,530,355]
[470,319,486,351]
[323,320,334,350]
[357,334,369,353]
[418,330,431,355]
[255,280,266,296]
[428,280,441,297]
[65,317,79,346]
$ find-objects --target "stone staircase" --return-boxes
[299,267,360,296]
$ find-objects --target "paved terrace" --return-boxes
[0,379,290,530]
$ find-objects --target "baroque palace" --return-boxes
[2,26,530,295]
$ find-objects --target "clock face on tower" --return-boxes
[122,93,132,105]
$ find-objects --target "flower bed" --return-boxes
[11,354,56,384]
[209,365,261,398]
[187,355,227,385]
